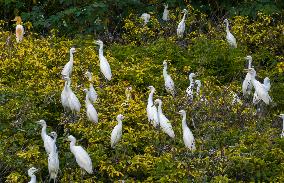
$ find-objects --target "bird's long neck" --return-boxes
[189,77,194,86]
[99,44,104,56]
[29,175,36,183]
[181,114,187,129]
[225,21,230,33]
[69,52,74,63]
[163,66,168,78]
[157,102,163,114]
[248,59,252,69]
[148,90,154,104]
[85,92,91,105]
[182,13,187,22]
[117,119,122,127]
[70,139,76,148]
[41,124,47,138]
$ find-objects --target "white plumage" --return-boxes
[68,135,93,174]
[83,89,98,123]
[140,13,151,25]
[246,68,272,105]
[111,114,124,148]
[242,56,253,96]
[162,4,169,21]
[48,132,59,183]
[177,9,188,38]
[253,77,271,105]
[85,71,98,103]
[186,73,196,100]
[28,167,38,183]
[154,99,175,138]
[178,110,196,151]
[12,16,24,43]
[163,61,176,96]
[64,77,81,113]
[146,86,159,128]
[279,114,284,138]
[95,40,112,81]
[61,47,76,78]
[37,119,56,154]
[224,19,237,48]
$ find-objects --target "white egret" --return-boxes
[28,167,38,183]
[224,19,237,48]
[84,71,98,103]
[253,77,270,105]
[68,135,93,174]
[37,119,56,154]
[195,80,201,97]
[162,4,169,21]
[146,86,159,128]
[163,60,176,96]
[95,40,112,81]
[11,16,24,43]
[242,56,253,96]
[178,110,196,151]
[245,68,272,105]
[177,9,188,38]
[48,132,59,183]
[61,47,76,78]
[154,99,175,138]
[61,77,70,111]
[65,77,81,113]
[279,114,284,138]
[111,114,124,148]
[186,73,196,100]
[83,88,98,123]
[140,13,150,25]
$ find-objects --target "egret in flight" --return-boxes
[242,56,253,96]
[85,71,98,103]
[178,110,196,151]
[146,86,159,128]
[11,16,24,43]
[95,40,112,81]
[68,135,93,174]
[163,60,176,96]
[37,119,56,154]
[61,47,76,78]
[162,4,169,21]
[111,114,124,148]
[154,99,175,138]
[224,19,237,48]
[177,9,188,38]
[48,132,59,183]
[28,167,38,183]
[140,13,150,25]
[186,73,196,101]
[279,114,284,138]
[83,88,98,123]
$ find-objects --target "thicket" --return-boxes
[0,1,284,183]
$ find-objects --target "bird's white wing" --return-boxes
[61,61,73,77]
[89,84,98,103]
[252,80,272,104]
[61,86,69,110]
[72,146,93,174]
[86,103,98,123]
[159,114,175,138]
[183,127,196,150]
[242,73,252,95]
[165,75,175,95]
[100,56,112,80]
[177,21,185,37]
[226,32,237,48]
[44,135,56,154]
[68,90,81,112]
[111,125,122,148]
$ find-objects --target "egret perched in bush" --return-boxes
[154,99,175,138]
[61,77,81,113]
[68,135,93,174]
[177,9,188,38]
[279,114,284,138]
[111,114,124,148]
[83,88,98,123]
[178,110,196,151]
[48,132,59,183]
[28,167,38,183]
[37,119,56,154]
[163,60,176,96]
[95,40,112,81]
[186,73,196,100]
[245,68,272,105]
[224,19,237,48]
[147,86,159,128]
[242,56,253,96]
[140,13,150,25]
[253,77,270,105]
[162,4,169,21]
[11,16,24,43]
[85,71,98,103]
[61,47,76,78]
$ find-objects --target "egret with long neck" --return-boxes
[146,86,159,128]
[178,110,196,151]
[28,167,38,183]
[95,40,112,81]
[242,55,253,96]
[12,16,24,43]
[177,9,188,38]
[224,19,237,48]
[83,88,98,123]
[111,114,124,148]
[61,47,76,78]
[37,119,56,154]
[163,61,176,96]
[84,71,98,103]
[48,132,59,183]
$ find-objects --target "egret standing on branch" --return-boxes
[186,73,196,101]
[85,71,98,103]
[279,114,284,138]
[37,120,56,154]
[68,135,93,174]
[83,88,98,123]
[61,47,76,78]
[154,99,175,138]
[163,60,176,97]
[242,55,253,96]
[178,110,196,151]
[162,4,169,21]
[48,132,59,183]
[177,9,188,38]
[11,16,24,43]
[28,167,38,183]
[111,114,124,148]
[224,19,237,48]
[147,86,159,128]
[95,40,112,81]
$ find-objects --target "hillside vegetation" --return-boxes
[1,3,284,183]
